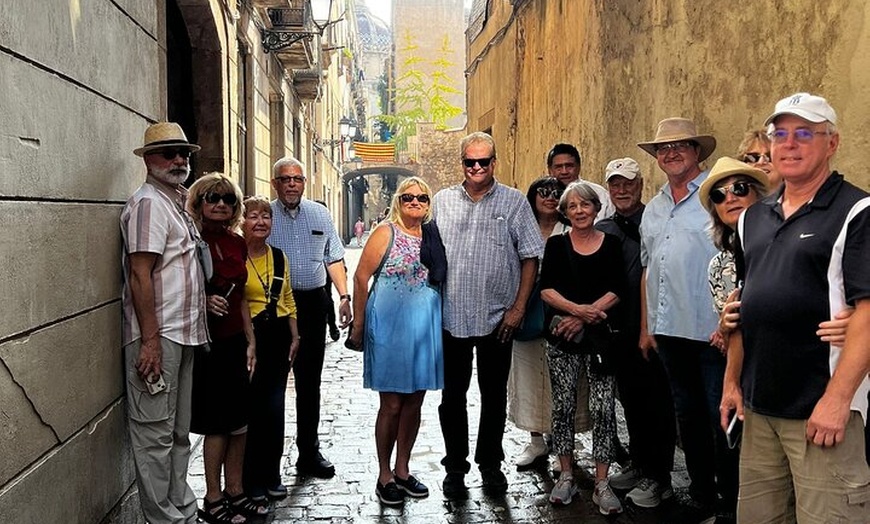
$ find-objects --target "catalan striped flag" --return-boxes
[352,141,396,163]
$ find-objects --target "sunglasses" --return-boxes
[462,156,495,169]
[654,141,696,155]
[399,193,430,204]
[536,187,563,200]
[274,175,306,185]
[709,181,755,204]
[151,148,192,160]
[742,152,771,164]
[203,192,238,206]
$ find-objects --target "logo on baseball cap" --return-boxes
[604,157,641,182]
[764,92,837,126]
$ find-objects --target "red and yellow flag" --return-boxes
[352,141,396,163]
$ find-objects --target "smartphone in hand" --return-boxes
[726,411,743,449]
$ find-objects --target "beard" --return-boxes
[149,164,190,185]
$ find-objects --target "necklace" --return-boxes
[247,249,271,302]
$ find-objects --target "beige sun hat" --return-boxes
[637,117,717,161]
[133,122,201,156]
[698,156,771,212]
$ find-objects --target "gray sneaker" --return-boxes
[548,475,577,505]
[609,464,642,490]
[593,479,624,515]
[626,477,673,508]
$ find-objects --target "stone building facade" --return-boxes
[0,0,363,522]
[466,0,870,194]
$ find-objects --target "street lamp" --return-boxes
[339,116,352,139]
[262,0,338,53]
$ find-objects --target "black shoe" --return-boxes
[376,481,405,506]
[442,472,467,498]
[328,324,340,341]
[664,499,716,524]
[296,452,335,478]
[394,473,429,498]
[266,484,287,499]
[480,467,508,494]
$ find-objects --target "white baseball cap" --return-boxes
[604,157,641,182]
[764,92,837,126]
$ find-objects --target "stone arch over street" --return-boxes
[166,0,225,177]
[341,165,425,243]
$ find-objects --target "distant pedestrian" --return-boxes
[433,131,544,497]
[354,217,365,246]
[120,122,208,523]
[187,174,266,522]
[241,196,300,503]
[720,93,870,523]
[268,157,351,479]
[546,143,614,221]
[349,176,446,506]
[637,117,737,522]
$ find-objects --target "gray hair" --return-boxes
[558,181,602,215]
[460,131,497,158]
[272,156,305,179]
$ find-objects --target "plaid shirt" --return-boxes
[433,180,544,338]
[268,198,345,291]
[120,178,209,346]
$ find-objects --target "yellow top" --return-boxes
[245,249,297,319]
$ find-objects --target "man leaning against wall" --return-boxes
[120,122,210,524]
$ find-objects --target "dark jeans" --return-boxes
[613,332,676,484]
[656,335,739,508]
[291,287,329,458]
[439,328,512,474]
[243,314,291,496]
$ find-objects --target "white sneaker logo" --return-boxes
[799,233,815,239]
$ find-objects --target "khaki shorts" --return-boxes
[738,408,870,524]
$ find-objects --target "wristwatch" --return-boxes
[340,294,351,301]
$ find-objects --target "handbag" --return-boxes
[514,280,545,341]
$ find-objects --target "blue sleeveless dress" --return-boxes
[363,224,444,393]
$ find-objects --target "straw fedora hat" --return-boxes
[698,156,771,212]
[637,117,717,162]
[133,122,201,156]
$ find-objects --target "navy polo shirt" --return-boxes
[737,172,870,420]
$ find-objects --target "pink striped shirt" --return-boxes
[120,178,209,346]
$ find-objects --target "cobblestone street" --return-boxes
[187,243,690,523]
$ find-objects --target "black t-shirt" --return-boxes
[540,232,628,329]
[737,173,869,420]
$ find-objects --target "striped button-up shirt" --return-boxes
[433,181,544,338]
[268,198,345,291]
[640,170,718,342]
[120,178,209,346]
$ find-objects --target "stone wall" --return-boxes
[466,0,870,196]
[0,0,157,522]
[415,122,467,194]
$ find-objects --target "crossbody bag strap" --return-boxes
[267,245,285,314]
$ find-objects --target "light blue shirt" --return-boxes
[433,181,544,338]
[268,198,345,290]
[640,170,718,341]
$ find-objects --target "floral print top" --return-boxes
[379,223,429,288]
[708,249,737,314]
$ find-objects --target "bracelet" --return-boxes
[340,294,351,301]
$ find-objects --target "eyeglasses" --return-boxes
[536,187,563,200]
[742,152,771,164]
[655,141,696,155]
[462,156,495,169]
[709,181,755,204]
[151,148,191,160]
[274,175,306,185]
[767,128,829,143]
[203,192,238,206]
[399,193,430,204]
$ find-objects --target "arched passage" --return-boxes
[341,166,419,243]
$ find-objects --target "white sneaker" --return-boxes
[593,479,624,515]
[609,464,642,490]
[548,475,577,506]
[515,436,548,469]
[626,478,673,508]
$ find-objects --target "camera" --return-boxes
[145,373,167,395]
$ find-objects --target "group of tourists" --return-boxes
[120,90,869,524]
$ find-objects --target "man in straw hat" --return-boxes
[637,118,738,522]
[121,122,209,523]
[720,93,870,523]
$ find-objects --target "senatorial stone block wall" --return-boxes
[0,0,161,522]
[466,0,870,196]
